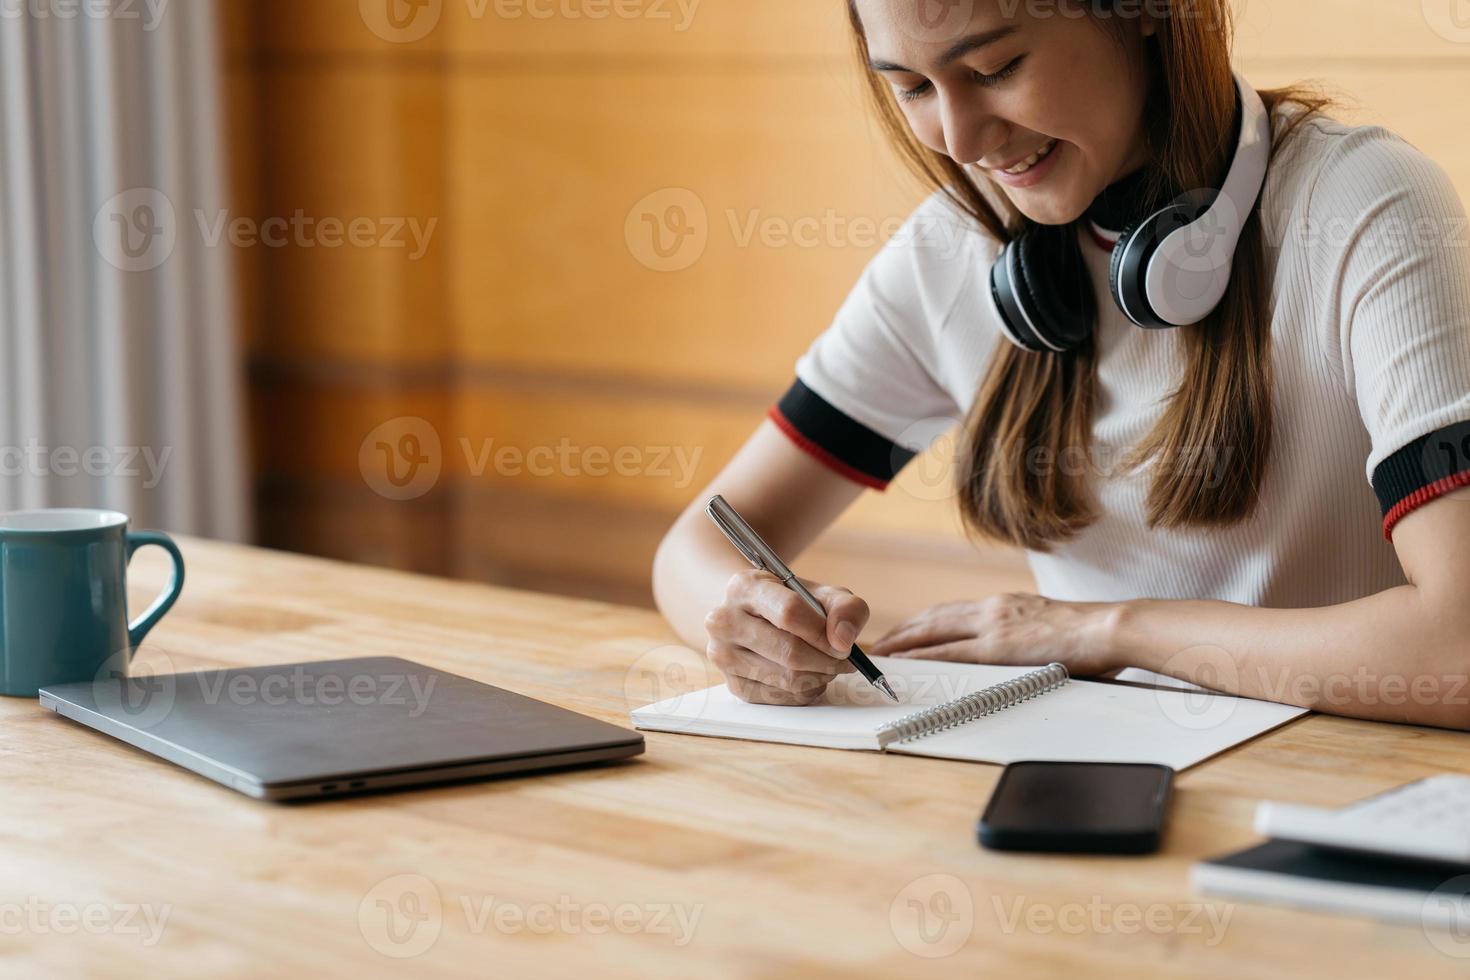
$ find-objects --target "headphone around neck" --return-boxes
[988,70,1273,353]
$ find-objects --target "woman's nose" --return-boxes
[939,90,1004,166]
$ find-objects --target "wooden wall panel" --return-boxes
[1242,65,1470,196]
[447,69,919,386]
[254,68,449,365]
[228,0,1470,615]
[437,0,850,57]
[249,0,446,54]
[1235,2,1470,60]
[245,0,849,58]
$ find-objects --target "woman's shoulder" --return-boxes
[892,189,1005,265]
[858,189,1002,334]
[1263,104,1463,236]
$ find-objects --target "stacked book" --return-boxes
[1193,775,1470,931]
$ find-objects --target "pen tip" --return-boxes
[876,677,900,703]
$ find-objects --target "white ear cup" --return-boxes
[1134,70,1272,327]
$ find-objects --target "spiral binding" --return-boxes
[875,663,1069,750]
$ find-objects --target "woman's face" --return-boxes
[854,0,1157,225]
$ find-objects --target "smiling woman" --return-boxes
[653,0,1470,729]
[847,0,1335,547]
[860,10,1156,225]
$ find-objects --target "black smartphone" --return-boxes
[978,761,1174,854]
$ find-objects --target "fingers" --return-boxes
[804,579,871,654]
[731,571,851,661]
[705,603,855,676]
[869,615,975,657]
[888,640,980,662]
[708,643,840,696]
[705,571,873,706]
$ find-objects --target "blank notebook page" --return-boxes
[630,657,1307,771]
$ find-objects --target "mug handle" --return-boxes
[126,530,186,653]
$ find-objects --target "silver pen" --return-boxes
[705,494,899,703]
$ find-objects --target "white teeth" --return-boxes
[1003,139,1057,175]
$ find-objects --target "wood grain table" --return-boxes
[2,537,1467,977]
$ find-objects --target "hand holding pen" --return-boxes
[702,495,899,705]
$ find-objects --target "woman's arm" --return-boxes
[868,487,1470,730]
[1111,487,1470,729]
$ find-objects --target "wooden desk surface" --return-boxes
[3,537,1469,977]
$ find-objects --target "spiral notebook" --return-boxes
[631,658,1306,770]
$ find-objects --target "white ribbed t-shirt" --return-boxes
[768,110,1470,608]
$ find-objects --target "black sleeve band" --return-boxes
[767,378,915,490]
[1371,420,1470,538]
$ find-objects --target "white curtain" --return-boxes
[0,0,247,539]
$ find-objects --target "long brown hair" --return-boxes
[847,0,1335,551]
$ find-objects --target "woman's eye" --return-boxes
[893,55,1025,103]
[975,55,1026,87]
[896,79,932,104]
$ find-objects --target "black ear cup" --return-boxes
[990,224,1097,353]
[990,236,1051,352]
[1108,203,1198,330]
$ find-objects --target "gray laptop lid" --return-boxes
[39,656,643,795]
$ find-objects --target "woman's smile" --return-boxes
[986,137,1064,189]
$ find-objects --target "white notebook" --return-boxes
[631,658,1307,770]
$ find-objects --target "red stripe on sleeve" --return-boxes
[766,406,890,491]
[1382,469,1470,539]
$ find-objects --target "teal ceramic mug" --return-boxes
[0,509,185,697]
